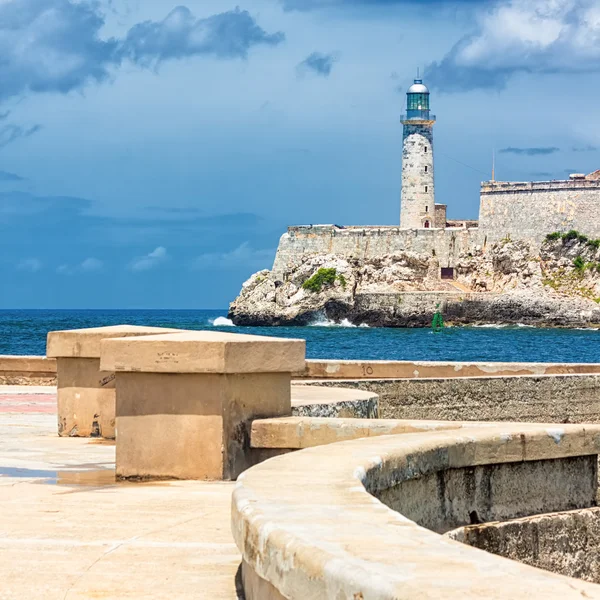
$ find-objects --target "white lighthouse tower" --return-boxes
[400,78,436,228]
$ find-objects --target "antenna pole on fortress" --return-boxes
[400,76,436,229]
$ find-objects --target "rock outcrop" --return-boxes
[228,237,600,327]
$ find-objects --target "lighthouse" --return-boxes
[400,78,436,228]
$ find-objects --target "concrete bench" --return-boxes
[47,325,181,438]
[100,330,305,480]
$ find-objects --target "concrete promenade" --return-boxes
[0,387,242,599]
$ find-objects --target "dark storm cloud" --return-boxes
[0,191,264,249]
[297,52,338,77]
[0,170,24,182]
[121,6,285,66]
[499,147,560,156]
[0,1,285,102]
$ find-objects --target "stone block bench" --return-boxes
[47,325,181,438]
[100,330,305,480]
[233,423,600,599]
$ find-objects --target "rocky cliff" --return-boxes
[229,234,600,327]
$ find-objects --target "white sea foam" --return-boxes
[309,317,363,328]
[211,316,235,327]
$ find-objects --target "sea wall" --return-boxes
[479,180,600,246]
[271,225,477,279]
[448,507,600,584]
[0,355,56,385]
[233,423,600,599]
[300,373,600,423]
[297,359,600,379]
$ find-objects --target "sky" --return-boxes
[1,0,600,309]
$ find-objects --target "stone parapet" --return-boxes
[250,416,497,450]
[297,359,600,379]
[232,423,600,599]
[0,355,56,386]
[482,179,600,194]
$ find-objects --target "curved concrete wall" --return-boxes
[232,423,600,599]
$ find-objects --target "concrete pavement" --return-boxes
[0,389,242,599]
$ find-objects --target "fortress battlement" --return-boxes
[482,178,600,195]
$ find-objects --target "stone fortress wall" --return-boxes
[479,176,600,246]
[271,224,477,279]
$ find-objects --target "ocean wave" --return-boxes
[211,316,235,327]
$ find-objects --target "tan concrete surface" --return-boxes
[0,404,241,599]
[116,372,291,480]
[233,423,600,599]
[101,330,306,374]
[47,325,182,358]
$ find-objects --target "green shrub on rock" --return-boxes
[302,268,346,293]
[545,232,562,241]
[573,255,586,273]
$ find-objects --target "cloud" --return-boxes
[57,257,104,275]
[0,170,24,182]
[192,242,274,271]
[297,52,338,77]
[81,257,103,271]
[17,258,42,272]
[0,123,41,148]
[0,1,285,103]
[573,145,597,152]
[121,7,285,67]
[130,246,168,272]
[427,0,600,91]
[281,0,484,9]
[499,146,560,156]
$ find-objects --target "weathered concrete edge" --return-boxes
[0,355,57,385]
[232,424,600,599]
[251,416,501,449]
[297,359,600,380]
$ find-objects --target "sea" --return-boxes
[1,309,600,363]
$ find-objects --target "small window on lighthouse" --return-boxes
[425,206,429,213]
[424,147,428,153]
[425,166,428,173]
[425,186,428,192]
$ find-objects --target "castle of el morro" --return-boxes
[230,78,600,328]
